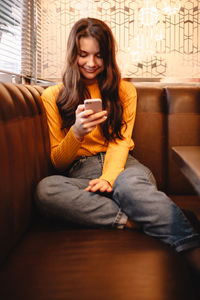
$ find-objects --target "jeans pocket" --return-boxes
[67,157,86,177]
[67,155,103,180]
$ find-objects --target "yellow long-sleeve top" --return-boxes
[41,80,137,186]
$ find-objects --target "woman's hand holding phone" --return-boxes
[72,100,107,141]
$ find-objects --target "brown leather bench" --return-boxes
[0,82,199,300]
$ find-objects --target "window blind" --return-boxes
[0,0,41,80]
[0,0,22,74]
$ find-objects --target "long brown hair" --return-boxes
[57,17,125,141]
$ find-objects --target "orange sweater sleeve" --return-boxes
[100,81,137,186]
[41,85,82,170]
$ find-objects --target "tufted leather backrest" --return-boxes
[0,83,51,263]
[132,85,167,191]
[166,86,200,194]
[0,82,199,264]
[132,83,200,195]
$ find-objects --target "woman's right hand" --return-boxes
[72,104,107,141]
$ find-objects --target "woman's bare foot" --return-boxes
[126,219,141,230]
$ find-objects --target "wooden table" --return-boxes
[172,146,200,195]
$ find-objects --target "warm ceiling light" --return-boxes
[138,6,159,26]
[160,0,181,15]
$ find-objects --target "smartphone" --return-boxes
[84,98,102,113]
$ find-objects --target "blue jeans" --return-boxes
[35,153,200,252]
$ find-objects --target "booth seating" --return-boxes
[0,82,200,300]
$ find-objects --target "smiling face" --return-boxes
[77,36,104,83]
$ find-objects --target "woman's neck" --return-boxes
[81,78,98,86]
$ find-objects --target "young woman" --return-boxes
[36,17,200,272]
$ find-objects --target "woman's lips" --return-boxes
[83,68,97,73]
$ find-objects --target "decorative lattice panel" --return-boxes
[40,0,200,81]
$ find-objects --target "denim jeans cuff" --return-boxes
[113,209,128,229]
[174,234,200,253]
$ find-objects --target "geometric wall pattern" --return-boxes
[40,0,200,81]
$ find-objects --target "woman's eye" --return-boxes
[79,53,87,57]
[96,54,102,58]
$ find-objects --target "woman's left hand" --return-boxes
[85,179,113,193]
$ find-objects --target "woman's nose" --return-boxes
[87,55,95,67]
